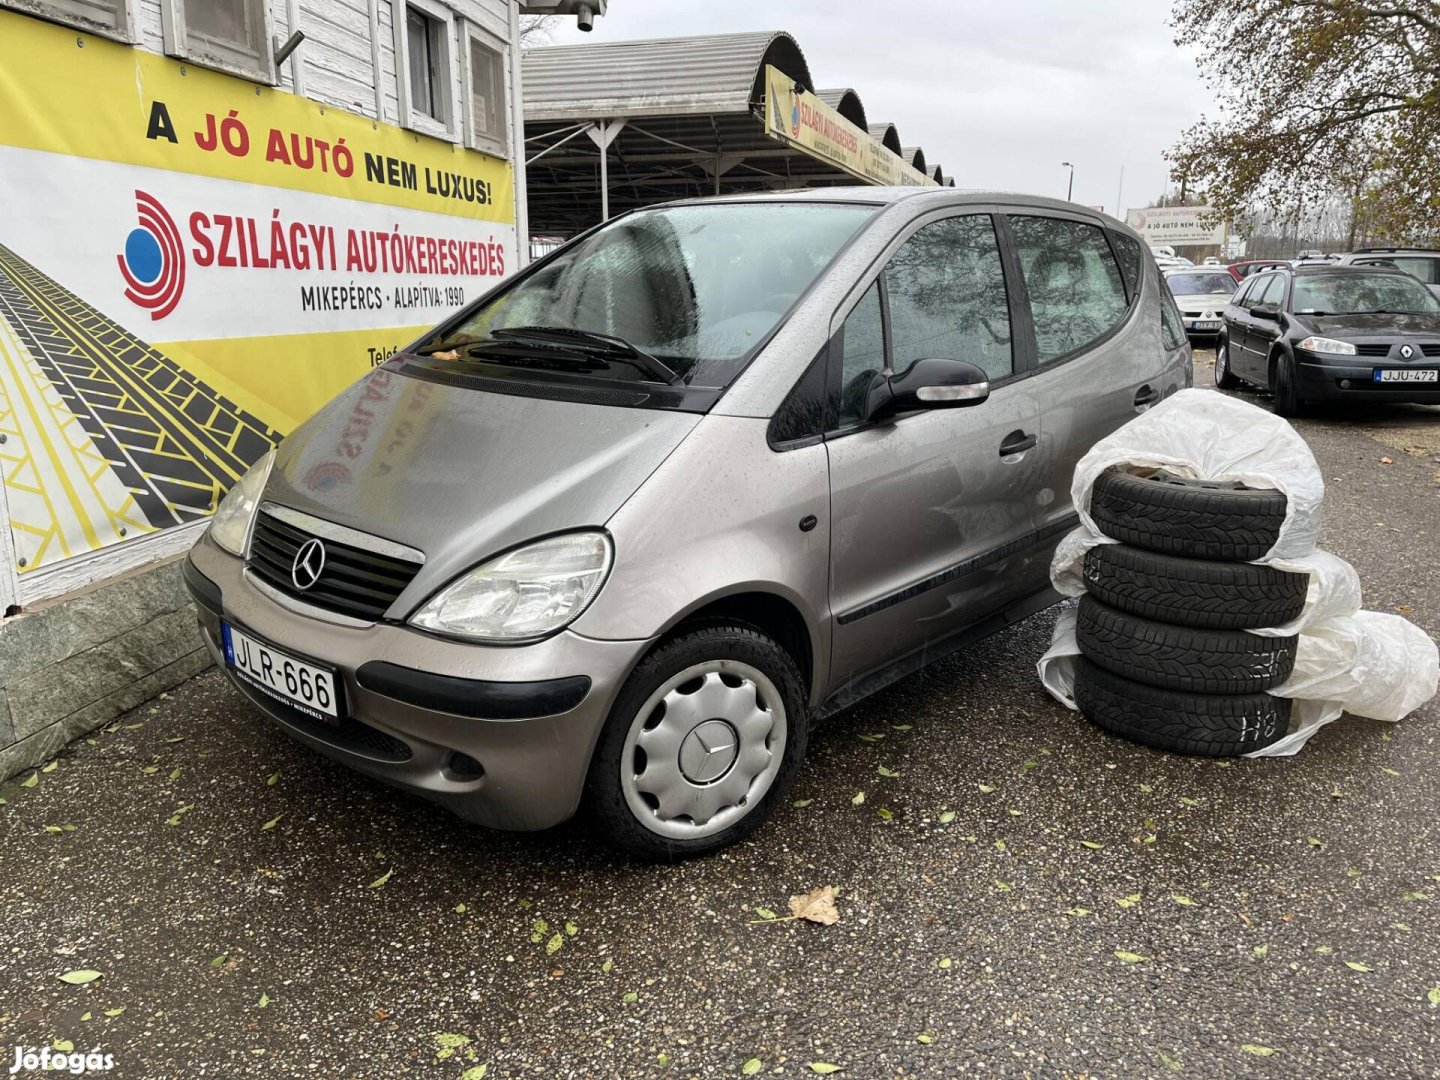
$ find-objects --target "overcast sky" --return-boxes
[544,0,1216,215]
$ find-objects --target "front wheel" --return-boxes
[1270,351,1305,418]
[587,623,807,859]
[1214,338,1240,389]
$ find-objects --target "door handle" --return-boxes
[1133,385,1160,409]
[999,430,1037,457]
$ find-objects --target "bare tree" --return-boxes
[1167,1,1440,244]
[519,14,561,44]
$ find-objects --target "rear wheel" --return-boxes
[1271,350,1305,418]
[1214,337,1240,389]
[587,623,807,860]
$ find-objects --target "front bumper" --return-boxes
[1295,355,1440,404]
[185,534,652,830]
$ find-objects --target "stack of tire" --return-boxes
[1072,469,1311,757]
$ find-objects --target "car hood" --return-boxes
[1294,311,1440,336]
[263,366,701,611]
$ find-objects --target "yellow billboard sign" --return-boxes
[763,66,936,188]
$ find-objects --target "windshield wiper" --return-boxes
[491,326,683,385]
[1349,309,1426,315]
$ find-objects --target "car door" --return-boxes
[1248,274,1288,383]
[1001,211,1164,540]
[1225,275,1259,363]
[825,210,1045,693]
[1236,273,1281,380]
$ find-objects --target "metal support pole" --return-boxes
[585,119,627,223]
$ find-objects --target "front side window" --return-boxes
[837,282,885,427]
[1010,215,1129,363]
[430,202,878,388]
[885,215,1014,382]
[1291,272,1440,315]
[165,0,270,81]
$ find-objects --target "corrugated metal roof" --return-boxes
[523,31,814,121]
[868,123,902,157]
[816,88,867,131]
[902,146,927,174]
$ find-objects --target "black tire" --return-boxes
[1082,544,1308,630]
[586,622,807,860]
[1076,596,1297,694]
[1271,350,1305,418]
[1214,337,1240,389]
[1075,658,1291,757]
[1090,469,1287,561]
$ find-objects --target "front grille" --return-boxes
[1421,343,1440,358]
[248,510,422,621]
[1355,344,1392,357]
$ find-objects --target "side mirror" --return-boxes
[1251,303,1281,321]
[864,358,990,423]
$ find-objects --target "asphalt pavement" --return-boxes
[2,351,1438,1079]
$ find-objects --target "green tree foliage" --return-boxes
[1167,1,1440,242]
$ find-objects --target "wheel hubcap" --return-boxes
[621,660,787,840]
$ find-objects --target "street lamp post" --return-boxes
[1061,161,1075,202]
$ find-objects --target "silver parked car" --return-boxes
[184,189,1191,858]
[1163,267,1239,342]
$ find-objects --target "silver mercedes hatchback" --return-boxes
[185,188,1190,858]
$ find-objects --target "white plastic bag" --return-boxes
[1037,389,1438,756]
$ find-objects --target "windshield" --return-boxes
[429,202,877,386]
[1167,272,1236,296]
[1291,272,1440,315]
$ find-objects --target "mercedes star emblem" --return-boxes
[291,537,326,591]
[1400,344,1414,359]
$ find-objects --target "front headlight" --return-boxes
[208,449,275,556]
[410,532,613,643]
[1298,336,1357,356]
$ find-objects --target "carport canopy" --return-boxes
[522,31,923,237]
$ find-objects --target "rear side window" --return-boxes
[1109,231,1145,301]
[1010,215,1129,363]
[1368,256,1439,285]
[885,215,1014,382]
[1253,274,1284,308]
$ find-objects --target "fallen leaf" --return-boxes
[876,808,893,821]
[1346,867,1363,879]
[434,1033,471,1061]
[1253,944,1269,958]
[851,792,865,806]
[1380,456,1393,464]
[1080,840,1104,850]
[891,724,913,732]
[1428,987,1440,1006]
[792,799,813,808]
[41,760,58,773]
[432,350,462,361]
[1116,893,1142,909]
[938,810,956,823]
[1171,895,1197,907]
[977,783,996,793]
[789,886,840,926]
[809,1063,843,1074]
[1393,922,1411,931]
[1065,907,1090,917]
[266,772,279,786]
[59,970,103,985]
[141,765,159,775]
[937,957,952,969]
[1179,797,1200,807]
[565,921,579,937]
[546,933,564,955]
[258,993,270,1008]
[168,767,181,780]
[1114,950,1148,964]
[993,881,1013,892]
[1382,767,1402,777]
[743,1058,764,1075]
[916,1034,933,1044]
[601,959,613,974]
[460,1067,489,1080]
[20,773,38,788]
[1159,1051,1183,1072]
[455,903,467,913]
[80,1013,91,1022]
[102,1007,125,1018]
[876,765,899,778]
[622,991,639,1004]
[1139,783,1154,793]
[1240,1044,1276,1057]
[1345,961,1373,972]
[43,825,63,834]
[52,1040,73,1053]
[261,815,282,831]
[1020,760,1038,771]
[210,954,227,967]
[1307,836,1323,847]
[369,868,394,889]
[857,733,885,743]
[994,839,1007,851]
[164,736,186,744]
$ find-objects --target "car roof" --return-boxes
[662,186,1125,222]
[1347,247,1440,256]
[1162,266,1232,275]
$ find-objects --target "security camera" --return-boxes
[576,3,595,30]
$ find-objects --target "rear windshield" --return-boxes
[431,202,877,387]
[1291,272,1440,315]
[1166,272,1236,296]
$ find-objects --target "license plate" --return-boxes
[1190,321,1220,331]
[222,622,341,722]
[1373,368,1438,383]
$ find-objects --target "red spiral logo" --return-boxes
[116,190,186,320]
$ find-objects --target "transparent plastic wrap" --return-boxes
[1037,389,1438,756]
